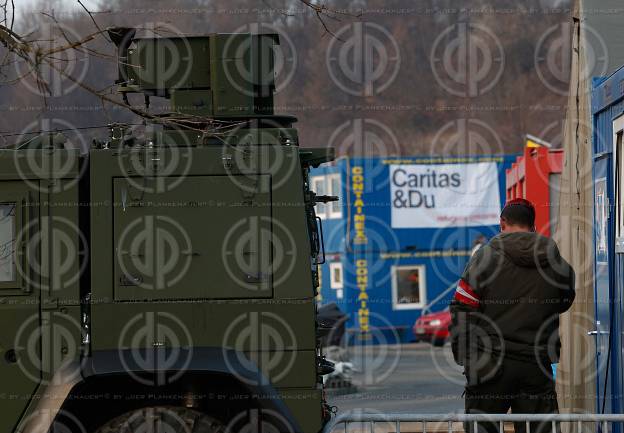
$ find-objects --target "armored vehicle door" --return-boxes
[0,148,83,433]
[113,174,274,301]
[0,180,40,433]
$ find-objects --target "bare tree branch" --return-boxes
[296,0,360,38]
[0,0,359,143]
[76,0,110,42]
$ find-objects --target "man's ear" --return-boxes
[500,217,506,232]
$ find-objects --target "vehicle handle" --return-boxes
[20,197,31,294]
[316,216,326,265]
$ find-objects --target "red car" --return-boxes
[413,308,451,346]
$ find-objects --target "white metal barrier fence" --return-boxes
[323,413,624,433]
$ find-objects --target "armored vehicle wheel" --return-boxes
[93,406,225,433]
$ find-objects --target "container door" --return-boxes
[613,115,624,414]
[595,115,624,415]
[594,167,612,413]
[0,181,40,432]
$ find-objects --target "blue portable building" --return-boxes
[591,68,624,415]
[311,154,517,344]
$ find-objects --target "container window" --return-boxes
[595,178,608,261]
[311,176,327,219]
[312,174,341,220]
[617,130,624,239]
[0,203,16,282]
[391,265,426,310]
[549,173,561,236]
[328,173,342,219]
[329,262,343,289]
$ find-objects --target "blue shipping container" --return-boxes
[591,67,624,415]
[311,155,517,343]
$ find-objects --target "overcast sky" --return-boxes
[17,0,100,16]
[17,0,570,14]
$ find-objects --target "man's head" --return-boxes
[500,198,536,233]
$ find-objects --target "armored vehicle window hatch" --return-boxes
[0,182,37,294]
[0,203,16,283]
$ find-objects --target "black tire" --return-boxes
[93,406,225,433]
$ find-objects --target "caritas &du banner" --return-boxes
[390,162,501,228]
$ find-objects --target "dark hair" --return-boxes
[500,198,535,229]
[473,234,486,246]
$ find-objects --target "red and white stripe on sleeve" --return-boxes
[454,279,480,307]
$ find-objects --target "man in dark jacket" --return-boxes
[450,199,575,433]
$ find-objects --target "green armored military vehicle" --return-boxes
[0,28,336,432]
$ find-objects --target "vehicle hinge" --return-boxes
[299,148,335,168]
[222,154,232,169]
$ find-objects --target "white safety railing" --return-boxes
[323,412,624,433]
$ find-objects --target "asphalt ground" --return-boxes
[327,342,465,414]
